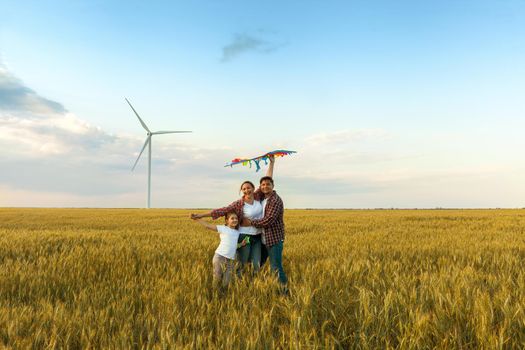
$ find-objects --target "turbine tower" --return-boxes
[126,98,191,208]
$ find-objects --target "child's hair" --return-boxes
[225,211,239,229]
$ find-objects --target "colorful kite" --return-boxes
[225,150,297,172]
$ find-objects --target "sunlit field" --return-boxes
[1,208,525,349]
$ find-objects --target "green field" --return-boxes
[1,208,525,349]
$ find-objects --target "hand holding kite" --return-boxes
[224,150,297,172]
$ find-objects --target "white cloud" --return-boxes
[0,112,117,156]
[0,65,240,206]
[0,65,119,157]
[2,66,524,208]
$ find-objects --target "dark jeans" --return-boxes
[266,240,287,285]
[237,234,262,274]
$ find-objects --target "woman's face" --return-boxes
[241,183,255,197]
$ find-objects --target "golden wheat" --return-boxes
[1,208,524,349]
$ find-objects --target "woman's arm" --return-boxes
[190,198,242,221]
[190,212,212,220]
[210,199,243,220]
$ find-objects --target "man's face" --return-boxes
[260,180,274,195]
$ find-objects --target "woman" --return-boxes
[191,156,275,274]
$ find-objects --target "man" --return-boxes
[243,170,288,291]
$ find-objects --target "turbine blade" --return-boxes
[151,131,192,135]
[125,98,150,133]
[132,136,151,171]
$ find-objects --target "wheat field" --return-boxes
[1,208,524,349]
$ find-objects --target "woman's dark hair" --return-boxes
[259,176,274,185]
[239,180,255,193]
[225,211,239,229]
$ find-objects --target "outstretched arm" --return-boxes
[266,154,275,178]
[190,214,217,231]
[190,212,212,219]
[210,199,242,220]
[191,199,242,221]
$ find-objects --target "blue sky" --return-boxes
[1,0,524,208]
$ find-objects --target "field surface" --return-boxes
[1,208,525,349]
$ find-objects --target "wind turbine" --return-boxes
[126,98,191,208]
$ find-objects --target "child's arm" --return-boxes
[190,214,217,231]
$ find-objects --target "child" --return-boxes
[190,211,240,289]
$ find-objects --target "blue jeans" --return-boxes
[266,240,287,285]
[237,234,262,274]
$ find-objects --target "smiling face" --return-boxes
[240,181,255,198]
[260,179,274,195]
[225,212,239,229]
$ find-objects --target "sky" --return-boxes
[1,0,524,208]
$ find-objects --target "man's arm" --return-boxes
[266,154,275,178]
[252,155,275,202]
[250,197,283,228]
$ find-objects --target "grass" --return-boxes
[1,208,525,349]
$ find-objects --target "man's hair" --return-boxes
[259,176,274,185]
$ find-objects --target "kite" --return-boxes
[225,150,297,172]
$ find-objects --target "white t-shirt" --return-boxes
[215,225,240,260]
[239,200,263,235]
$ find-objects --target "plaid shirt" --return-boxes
[251,190,285,247]
[210,198,245,222]
[211,190,266,222]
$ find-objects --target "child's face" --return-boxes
[226,214,238,228]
